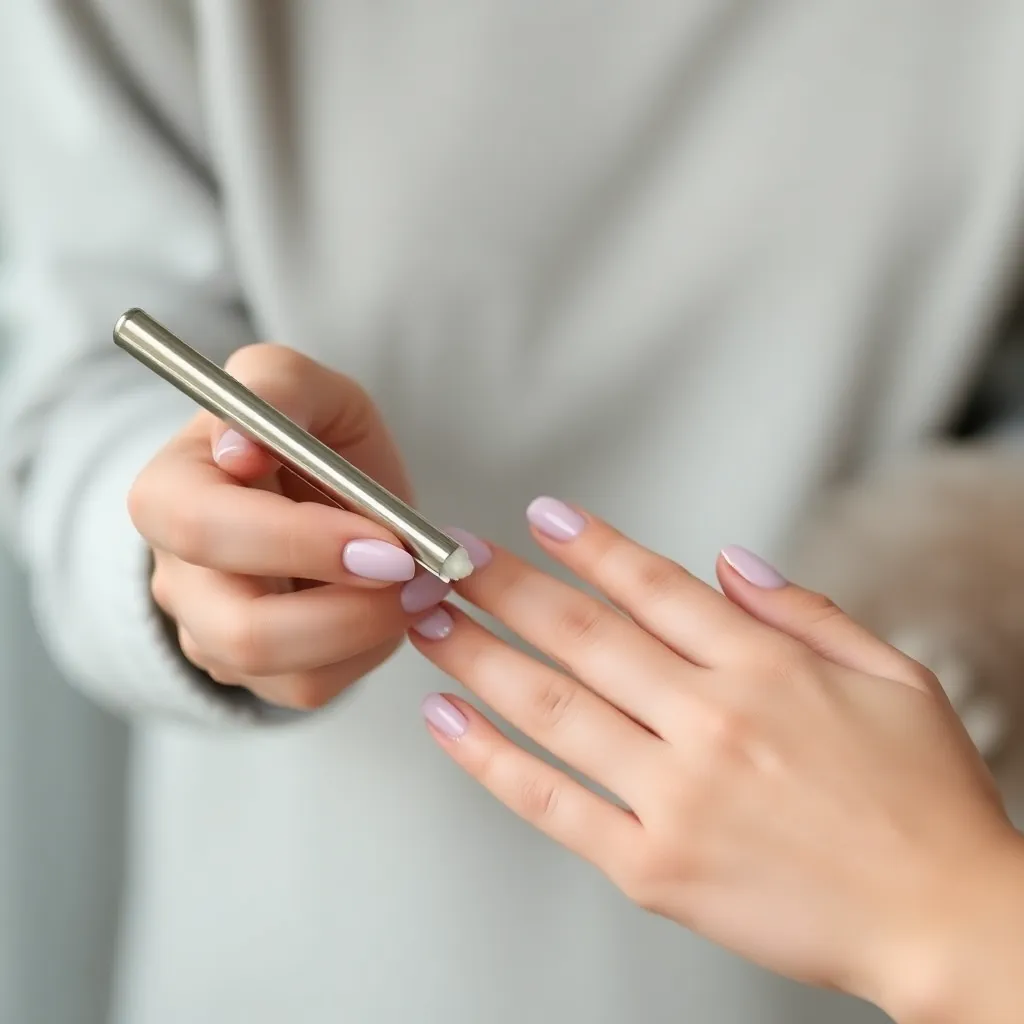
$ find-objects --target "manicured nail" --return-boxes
[412,607,455,640]
[213,428,250,464]
[421,693,467,739]
[526,496,585,541]
[720,546,787,589]
[343,539,416,581]
[401,572,452,614]
[444,527,492,569]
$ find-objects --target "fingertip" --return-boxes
[420,691,469,740]
[410,605,456,641]
[526,496,587,543]
[719,545,788,590]
[341,538,416,583]
[211,427,274,478]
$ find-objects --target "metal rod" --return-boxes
[113,308,472,583]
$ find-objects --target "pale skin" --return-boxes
[127,344,451,709]
[411,508,1024,1024]
[128,345,1024,1023]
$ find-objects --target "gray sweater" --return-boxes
[3,3,1024,1022]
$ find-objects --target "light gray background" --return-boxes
[1,318,128,1023]
[0,544,127,1024]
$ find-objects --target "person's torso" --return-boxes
[109,3,1024,1021]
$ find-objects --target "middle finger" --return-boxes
[166,561,412,676]
[447,531,694,730]
[409,604,661,805]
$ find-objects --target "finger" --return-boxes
[209,426,281,480]
[409,604,662,803]
[444,530,689,728]
[242,638,402,710]
[523,498,765,666]
[176,626,221,677]
[132,455,415,587]
[210,344,411,499]
[717,546,935,690]
[165,563,412,676]
[419,692,643,875]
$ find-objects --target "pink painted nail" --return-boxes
[421,693,467,739]
[213,428,251,464]
[401,572,452,614]
[526,497,585,541]
[720,546,787,589]
[412,607,454,640]
[444,527,492,569]
[343,539,416,581]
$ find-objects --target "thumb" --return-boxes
[717,546,934,691]
[207,344,410,498]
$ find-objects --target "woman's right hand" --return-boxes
[128,344,451,709]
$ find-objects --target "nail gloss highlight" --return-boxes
[412,607,454,640]
[213,428,250,464]
[421,693,467,739]
[720,546,787,589]
[526,497,585,541]
[343,539,417,581]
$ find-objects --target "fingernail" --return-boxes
[720,546,787,589]
[412,607,455,640]
[526,496,585,541]
[444,527,492,569]
[401,572,452,614]
[213,428,250,464]
[343,539,416,582]
[421,693,467,739]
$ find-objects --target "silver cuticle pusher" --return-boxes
[113,308,473,583]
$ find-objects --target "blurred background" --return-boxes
[0,326,127,1024]
[3,9,1024,1022]
[2,324,1022,1024]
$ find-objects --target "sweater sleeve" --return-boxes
[0,5,275,725]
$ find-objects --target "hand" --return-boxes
[128,344,450,709]
[409,500,1024,1021]
[785,445,1024,762]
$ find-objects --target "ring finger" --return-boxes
[160,559,411,676]
[421,692,643,877]
[409,604,662,806]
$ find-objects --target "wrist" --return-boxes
[875,827,1024,1024]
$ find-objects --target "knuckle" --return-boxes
[615,844,675,912]
[284,677,336,711]
[216,606,267,676]
[528,676,579,731]
[176,628,204,668]
[553,602,608,650]
[126,474,151,531]
[631,554,685,603]
[516,775,561,824]
[903,661,941,694]
[702,704,754,760]
[205,664,238,686]
[150,567,173,615]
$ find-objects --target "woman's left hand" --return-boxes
[410,501,1024,1022]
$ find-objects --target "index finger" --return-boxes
[523,498,766,666]
[129,444,415,586]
